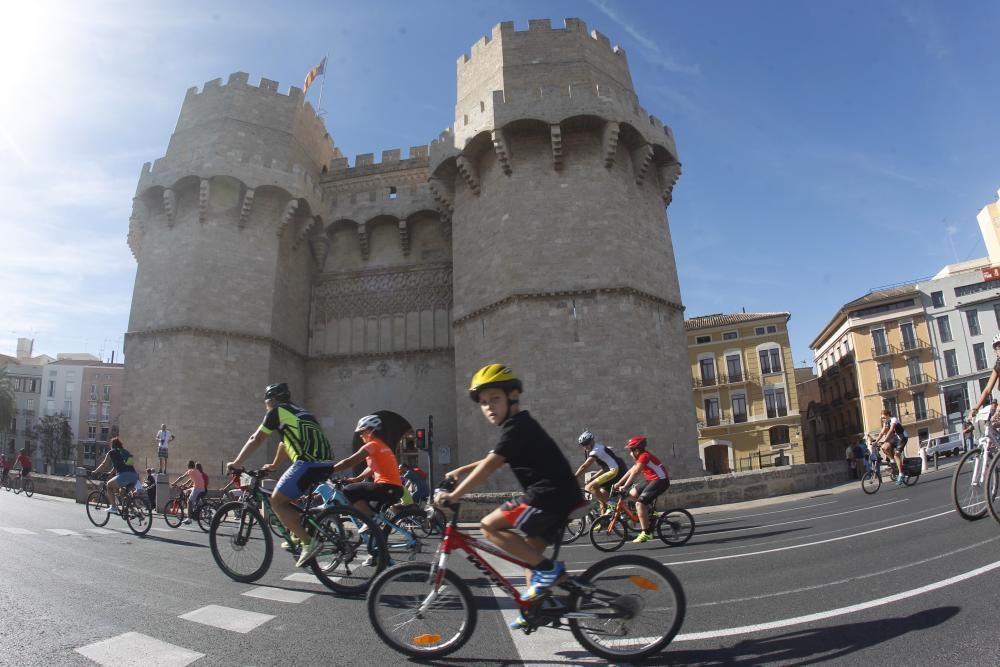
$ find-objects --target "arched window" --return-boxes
[769,426,790,446]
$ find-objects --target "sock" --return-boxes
[535,558,554,571]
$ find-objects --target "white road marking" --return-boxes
[242,586,314,603]
[675,559,1000,641]
[698,500,837,523]
[283,572,323,584]
[47,528,80,536]
[663,509,953,566]
[698,499,908,536]
[75,631,204,666]
[86,528,115,535]
[179,604,274,633]
[0,527,35,535]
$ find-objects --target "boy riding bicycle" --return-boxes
[435,364,583,630]
[612,436,670,544]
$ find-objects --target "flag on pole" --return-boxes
[303,57,327,94]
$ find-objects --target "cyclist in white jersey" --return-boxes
[572,430,626,514]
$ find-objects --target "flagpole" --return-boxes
[315,55,328,117]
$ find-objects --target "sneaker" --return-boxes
[105,506,119,515]
[280,537,301,551]
[361,554,394,567]
[182,518,192,525]
[295,539,323,567]
[632,531,653,544]
[523,561,566,601]
[510,613,530,630]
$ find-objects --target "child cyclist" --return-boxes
[612,436,670,544]
[435,364,583,630]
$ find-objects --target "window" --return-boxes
[389,186,397,200]
[899,322,917,350]
[944,349,959,377]
[974,343,988,371]
[699,358,716,385]
[11,377,21,391]
[704,397,721,426]
[759,347,782,374]
[87,425,96,440]
[913,392,927,421]
[726,354,743,381]
[732,394,747,423]
[944,384,969,418]
[967,310,982,336]
[64,383,73,398]
[63,400,72,416]
[26,398,34,411]
[101,404,110,421]
[755,325,778,335]
[755,327,765,335]
[872,328,888,356]
[47,380,54,397]
[46,399,54,415]
[88,402,97,420]
[769,426,790,446]
[883,396,898,416]
[722,331,738,340]
[90,384,98,400]
[99,426,109,442]
[764,387,788,418]
[103,385,111,401]
[931,291,944,308]
[937,316,953,343]
[907,356,921,384]
[695,335,711,344]
[767,325,777,333]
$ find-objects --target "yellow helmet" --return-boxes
[469,364,523,402]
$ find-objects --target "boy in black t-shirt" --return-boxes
[437,364,583,629]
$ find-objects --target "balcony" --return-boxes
[693,376,718,389]
[900,338,931,352]
[909,408,942,424]
[872,344,897,359]
[906,373,935,389]
[877,379,901,394]
[694,373,751,389]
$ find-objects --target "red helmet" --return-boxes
[626,436,647,450]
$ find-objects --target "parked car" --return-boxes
[921,432,966,458]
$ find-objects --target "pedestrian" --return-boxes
[145,467,157,507]
[962,419,975,452]
[853,440,867,477]
[845,443,856,479]
[155,424,175,474]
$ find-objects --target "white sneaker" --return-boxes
[106,506,119,515]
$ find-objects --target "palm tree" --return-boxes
[0,367,14,452]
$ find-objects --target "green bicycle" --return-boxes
[209,469,388,596]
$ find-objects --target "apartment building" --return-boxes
[686,312,804,474]
[77,363,125,466]
[2,360,43,456]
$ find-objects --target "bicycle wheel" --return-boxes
[22,479,33,497]
[196,500,218,533]
[861,470,881,495]
[389,506,432,538]
[163,498,185,527]
[985,453,1000,526]
[124,496,153,535]
[308,506,386,596]
[562,510,595,545]
[86,490,111,527]
[903,474,919,487]
[428,507,447,536]
[12,478,21,495]
[367,562,477,659]
[953,447,990,520]
[210,501,273,583]
[569,554,686,661]
[656,508,695,546]
[590,515,627,552]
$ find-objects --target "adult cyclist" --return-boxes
[572,430,626,514]
[875,408,908,487]
[227,382,335,567]
[612,436,670,544]
[90,437,139,515]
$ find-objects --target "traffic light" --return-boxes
[415,428,427,451]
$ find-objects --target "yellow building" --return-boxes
[810,285,943,455]
[686,313,804,473]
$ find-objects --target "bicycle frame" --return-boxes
[598,494,642,536]
[324,483,419,551]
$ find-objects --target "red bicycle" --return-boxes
[366,481,686,660]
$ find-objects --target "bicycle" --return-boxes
[385,501,445,539]
[953,430,999,520]
[861,452,921,495]
[164,487,220,532]
[321,479,423,563]
[10,470,34,497]
[208,469,387,596]
[366,483,686,660]
[589,491,695,552]
[84,475,153,535]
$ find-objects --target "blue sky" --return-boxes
[2,1,998,368]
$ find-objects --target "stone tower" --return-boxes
[122,73,338,470]
[430,19,701,476]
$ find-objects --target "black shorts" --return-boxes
[343,481,404,511]
[889,434,908,452]
[499,496,572,544]
[635,478,670,506]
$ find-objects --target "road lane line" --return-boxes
[674,558,1000,641]
[47,528,80,536]
[86,528,115,535]
[75,631,204,666]
[698,501,837,523]
[242,586,314,603]
[698,499,908,536]
[0,527,36,534]
[178,604,274,633]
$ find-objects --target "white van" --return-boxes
[921,431,966,458]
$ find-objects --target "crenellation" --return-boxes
[527,18,552,31]
[259,78,278,93]
[590,29,611,48]
[227,72,248,86]
[381,148,401,162]
[355,154,375,166]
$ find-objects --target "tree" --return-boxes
[36,414,73,473]
[0,368,14,453]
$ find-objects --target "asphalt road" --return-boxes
[2,460,998,666]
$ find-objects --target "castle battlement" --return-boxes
[457,18,625,66]
[325,145,431,173]
[185,71,306,105]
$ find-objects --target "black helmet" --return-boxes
[263,382,291,402]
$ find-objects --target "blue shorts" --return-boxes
[275,460,333,498]
[112,471,139,489]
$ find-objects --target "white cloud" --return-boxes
[588,0,701,76]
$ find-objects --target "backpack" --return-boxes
[853,443,866,459]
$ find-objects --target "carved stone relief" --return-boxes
[314,265,453,323]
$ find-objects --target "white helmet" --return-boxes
[993,333,1000,347]
[354,414,382,433]
[578,430,595,446]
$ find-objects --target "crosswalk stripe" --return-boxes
[242,586,314,603]
[283,572,324,584]
[86,528,115,535]
[178,604,274,633]
[0,527,36,535]
[75,631,203,666]
[47,528,80,536]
